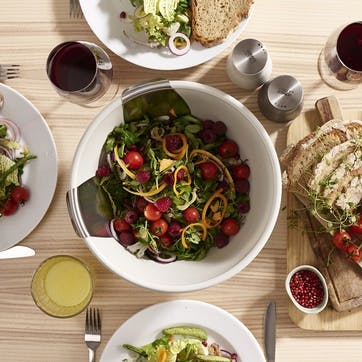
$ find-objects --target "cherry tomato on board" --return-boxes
[183,207,200,223]
[10,186,30,204]
[150,218,169,237]
[349,214,362,234]
[221,217,240,236]
[123,151,144,170]
[200,161,218,180]
[218,140,238,158]
[344,243,361,263]
[332,230,352,250]
[144,203,162,221]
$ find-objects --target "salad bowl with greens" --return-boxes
[68,80,281,292]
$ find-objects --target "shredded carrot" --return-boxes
[173,165,192,196]
[158,348,167,362]
[114,145,136,180]
[190,149,235,194]
[181,222,207,248]
[202,189,228,228]
[123,182,167,197]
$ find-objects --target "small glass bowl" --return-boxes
[31,255,94,318]
[285,265,328,314]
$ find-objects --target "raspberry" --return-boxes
[136,170,151,183]
[163,172,175,185]
[212,121,226,135]
[235,179,250,194]
[168,221,182,237]
[96,165,111,177]
[165,134,182,152]
[125,210,138,224]
[238,200,250,214]
[176,169,185,181]
[155,197,172,212]
[215,232,230,248]
[203,120,215,130]
[119,231,136,246]
[201,129,216,144]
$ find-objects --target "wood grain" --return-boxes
[0,0,362,361]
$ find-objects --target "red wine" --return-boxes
[337,22,362,71]
[48,42,97,92]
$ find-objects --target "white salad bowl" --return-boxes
[67,80,281,292]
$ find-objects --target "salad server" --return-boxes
[67,79,191,239]
[264,301,276,362]
[0,245,35,259]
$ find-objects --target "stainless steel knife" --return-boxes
[264,301,276,362]
[0,246,35,259]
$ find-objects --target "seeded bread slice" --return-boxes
[191,0,253,47]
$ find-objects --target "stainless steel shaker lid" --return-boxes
[266,75,303,111]
[232,39,269,75]
[258,75,304,122]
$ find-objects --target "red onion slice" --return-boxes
[168,33,190,56]
[0,117,21,142]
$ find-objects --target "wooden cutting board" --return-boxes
[286,97,362,330]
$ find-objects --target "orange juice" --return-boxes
[31,255,93,318]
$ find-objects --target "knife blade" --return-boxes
[264,301,276,362]
[0,246,35,259]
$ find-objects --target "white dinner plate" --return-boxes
[79,0,251,70]
[100,299,266,362]
[0,83,57,251]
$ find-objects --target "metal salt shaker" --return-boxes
[226,39,272,90]
[258,75,304,123]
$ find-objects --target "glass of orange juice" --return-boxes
[31,255,94,318]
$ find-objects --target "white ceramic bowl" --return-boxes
[285,265,329,314]
[68,80,282,292]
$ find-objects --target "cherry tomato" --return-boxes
[10,186,30,204]
[200,161,218,180]
[123,151,144,170]
[349,214,362,234]
[221,217,240,236]
[0,198,18,216]
[183,207,200,223]
[113,218,131,232]
[233,164,250,180]
[344,243,361,263]
[144,203,162,221]
[218,140,238,158]
[150,218,169,236]
[332,230,352,250]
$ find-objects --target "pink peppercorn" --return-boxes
[120,11,126,19]
[289,269,324,309]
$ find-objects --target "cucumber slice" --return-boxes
[195,355,232,362]
[162,326,208,340]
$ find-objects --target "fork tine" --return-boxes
[96,308,101,332]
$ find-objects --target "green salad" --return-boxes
[122,326,237,362]
[0,119,35,216]
[95,112,250,263]
[124,0,192,55]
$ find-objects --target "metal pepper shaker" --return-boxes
[226,39,272,90]
[257,75,304,122]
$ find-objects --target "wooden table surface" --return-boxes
[0,1,361,361]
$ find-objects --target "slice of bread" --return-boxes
[191,0,253,47]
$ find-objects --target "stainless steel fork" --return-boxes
[0,64,20,81]
[85,307,102,362]
[69,0,83,19]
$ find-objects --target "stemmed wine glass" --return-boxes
[46,41,117,106]
[318,21,362,90]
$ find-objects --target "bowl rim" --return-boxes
[285,264,329,314]
[70,80,282,292]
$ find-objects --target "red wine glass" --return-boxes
[46,41,114,105]
[318,21,362,90]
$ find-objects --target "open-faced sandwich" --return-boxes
[123,0,253,54]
